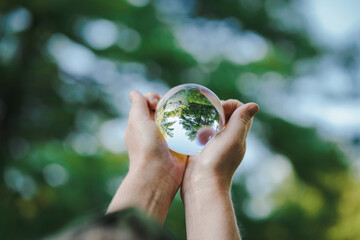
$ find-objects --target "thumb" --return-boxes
[219,102,259,144]
[129,90,151,120]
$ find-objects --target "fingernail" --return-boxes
[248,104,259,117]
[150,98,158,105]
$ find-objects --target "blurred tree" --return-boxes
[0,0,357,240]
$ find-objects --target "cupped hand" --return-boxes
[181,99,259,196]
[107,90,187,222]
[125,90,188,193]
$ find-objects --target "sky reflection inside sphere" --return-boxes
[155,84,225,155]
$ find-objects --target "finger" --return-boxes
[144,92,161,111]
[144,92,161,121]
[221,99,244,123]
[220,102,259,144]
[129,90,151,120]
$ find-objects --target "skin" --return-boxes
[107,90,259,239]
[182,99,258,240]
[107,91,187,223]
[196,126,215,145]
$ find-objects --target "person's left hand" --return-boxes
[125,90,187,190]
[107,91,187,223]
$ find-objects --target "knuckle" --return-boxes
[230,99,242,107]
[239,114,250,126]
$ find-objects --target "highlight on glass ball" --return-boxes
[155,84,225,155]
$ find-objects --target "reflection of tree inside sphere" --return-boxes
[155,84,225,155]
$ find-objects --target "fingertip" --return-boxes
[148,98,159,111]
[247,103,259,117]
[128,90,151,120]
[144,92,161,110]
[229,102,257,127]
[150,98,159,104]
[129,90,144,103]
[129,90,137,103]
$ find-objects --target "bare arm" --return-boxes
[183,183,240,240]
[107,91,187,224]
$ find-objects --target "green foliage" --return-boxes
[0,0,358,239]
[157,87,219,141]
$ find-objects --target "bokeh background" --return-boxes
[1,0,360,239]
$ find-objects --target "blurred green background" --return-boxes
[1,0,360,239]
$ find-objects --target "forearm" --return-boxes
[183,185,241,240]
[107,167,178,224]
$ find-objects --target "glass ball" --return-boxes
[155,84,225,155]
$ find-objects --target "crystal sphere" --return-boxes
[155,84,225,155]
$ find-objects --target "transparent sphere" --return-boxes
[155,84,225,155]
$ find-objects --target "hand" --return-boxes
[181,99,259,195]
[181,99,259,240]
[125,91,187,189]
[107,91,187,223]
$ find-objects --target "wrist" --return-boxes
[129,162,180,196]
[129,165,179,199]
[182,172,231,201]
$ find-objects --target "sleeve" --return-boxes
[47,208,176,240]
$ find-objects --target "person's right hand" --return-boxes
[181,99,259,196]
